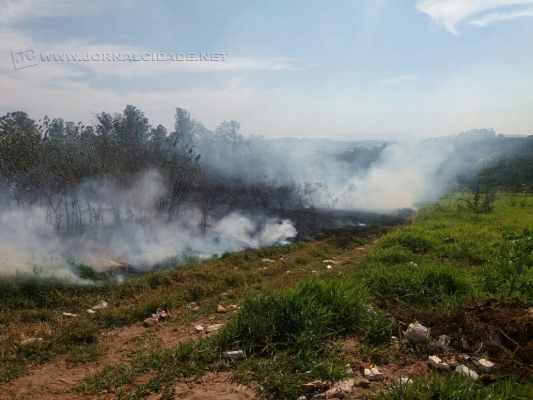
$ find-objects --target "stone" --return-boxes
[355,378,371,388]
[474,358,495,373]
[193,324,205,333]
[224,350,245,360]
[455,365,479,381]
[364,366,385,381]
[428,355,450,370]
[143,317,158,327]
[206,323,224,333]
[302,380,329,392]
[326,378,354,397]
[217,304,229,313]
[431,334,452,352]
[404,322,430,344]
[87,309,96,314]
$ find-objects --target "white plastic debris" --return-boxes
[455,365,479,381]
[224,350,245,360]
[474,358,495,373]
[261,258,275,263]
[404,322,430,344]
[92,300,109,310]
[86,309,96,314]
[326,265,333,270]
[364,366,385,381]
[397,377,413,385]
[62,312,78,318]
[193,324,205,333]
[428,355,450,370]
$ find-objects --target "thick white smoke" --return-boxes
[0,171,297,280]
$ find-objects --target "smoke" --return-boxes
[0,170,296,280]
[196,136,458,211]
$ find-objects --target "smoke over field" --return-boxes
[0,107,527,280]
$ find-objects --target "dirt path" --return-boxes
[0,239,379,399]
[0,310,230,400]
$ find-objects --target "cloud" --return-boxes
[416,0,533,34]
[0,0,99,25]
[469,7,533,26]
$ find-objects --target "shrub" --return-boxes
[363,263,474,309]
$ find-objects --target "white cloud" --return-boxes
[469,7,533,26]
[416,0,533,34]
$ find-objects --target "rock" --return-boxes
[325,378,354,398]
[193,324,205,333]
[143,317,158,327]
[224,350,245,360]
[227,304,240,311]
[206,323,224,333]
[217,304,229,313]
[261,258,275,263]
[431,334,451,352]
[404,322,430,344]
[92,300,109,310]
[364,366,385,381]
[302,380,329,392]
[62,312,78,318]
[474,358,495,373]
[455,365,479,381]
[355,378,371,388]
[428,355,450,370]
[87,309,96,314]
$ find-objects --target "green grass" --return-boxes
[4,193,533,398]
[358,193,533,310]
[379,374,533,400]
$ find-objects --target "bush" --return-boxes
[217,279,385,355]
[363,263,474,309]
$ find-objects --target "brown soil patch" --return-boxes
[0,315,198,400]
[173,372,257,400]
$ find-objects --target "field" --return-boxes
[1,193,532,399]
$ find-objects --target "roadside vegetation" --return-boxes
[1,193,533,399]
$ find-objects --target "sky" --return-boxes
[0,0,532,140]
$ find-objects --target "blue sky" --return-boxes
[1,0,533,139]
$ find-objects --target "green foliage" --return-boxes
[362,262,474,309]
[379,374,533,400]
